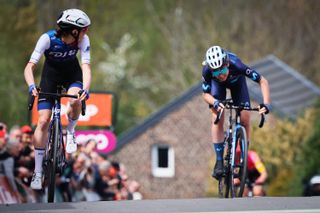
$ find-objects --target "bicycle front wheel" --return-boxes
[230,126,248,198]
[47,120,59,203]
[218,139,231,198]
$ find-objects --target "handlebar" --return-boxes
[213,99,265,128]
[78,90,86,116]
[28,89,86,116]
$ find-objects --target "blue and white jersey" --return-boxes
[202,52,261,93]
[29,30,90,64]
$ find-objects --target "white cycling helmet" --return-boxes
[57,9,91,29]
[205,46,228,69]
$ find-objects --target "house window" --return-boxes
[151,144,175,178]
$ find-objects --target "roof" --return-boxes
[114,82,202,152]
[248,55,320,118]
[114,55,320,153]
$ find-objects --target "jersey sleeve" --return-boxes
[230,54,261,83]
[244,67,261,83]
[79,34,91,64]
[202,66,211,93]
[29,34,50,64]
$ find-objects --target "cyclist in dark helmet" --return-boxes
[201,45,271,179]
[24,9,92,190]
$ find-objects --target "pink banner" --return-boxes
[75,130,117,154]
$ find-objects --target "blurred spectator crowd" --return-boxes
[0,121,142,203]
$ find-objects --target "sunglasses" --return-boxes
[212,66,228,77]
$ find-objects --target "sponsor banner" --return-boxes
[75,130,117,154]
[31,92,114,127]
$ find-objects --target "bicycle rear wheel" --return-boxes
[218,169,230,198]
[230,126,248,198]
[46,120,59,203]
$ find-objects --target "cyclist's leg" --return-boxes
[33,109,52,167]
[240,111,250,141]
[252,184,265,196]
[242,185,250,197]
[210,80,226,178]
[31,107,52,190]
[31,73,55,189]
[66,83,82,122]
[65,60,83,133]
[65,82,82,153]
[60,58,83,134]
[229,76,251,141]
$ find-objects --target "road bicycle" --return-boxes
[28,86,86,203]
[214,99,265,198]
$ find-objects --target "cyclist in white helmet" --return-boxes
[202,45,271,179]
[24,8,92,190]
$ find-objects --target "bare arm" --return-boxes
[253,153,268,184]
[202,93,225,111]
[80,63,91,100]
[24,62,38,96]
[82,63,91,91]
[258,76,271,114]
[202,93,215,106]
[255,170,268,185]
[259,76,271,105]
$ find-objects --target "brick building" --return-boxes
[108,55,320,199]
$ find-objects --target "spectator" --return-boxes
[9,125,22,142]
[95,160,116,201]
[90,151,106,165]
[0,122,8,135]
[304,175,320,196]
[17,125,35,175]
[127,180,143,200]
[82,138,99,161]
[20,125,34,144]
[0,138,23,202]
[0,124,7,155]
[70,153,90,201]
[80,163,100,201]
[16,125,34,186]
[56,153,73,202]
[0,123,141,202]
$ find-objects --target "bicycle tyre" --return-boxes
[218,168,230,198]
[218,138,231,198]
[47,120,59,203]
[230,126,248,198]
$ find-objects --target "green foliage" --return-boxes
[95,33,151,133]
[0,1,38,127]
[2,0,319,130]
[287,100,320,195]
[0,0,319,197]
[251,106,318,196]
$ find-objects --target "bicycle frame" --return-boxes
[46,95,63,202]
[28,86,86,203]
[216,99,264,198]
[230,109,242,177]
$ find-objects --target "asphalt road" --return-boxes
[0,197,320,213]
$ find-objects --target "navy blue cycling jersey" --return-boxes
[202,52,261,93]
[44,30,79,62]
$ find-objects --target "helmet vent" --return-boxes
[205,45,227,69]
